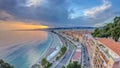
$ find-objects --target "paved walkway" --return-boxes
[31,33,63,68]
[53,42,74,68]
[51,32,74,68]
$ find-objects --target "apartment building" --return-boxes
[94,38,120,68]
[83,34,120,68]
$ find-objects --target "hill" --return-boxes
[92,17,120,41]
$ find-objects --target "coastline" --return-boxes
[44,32,63,61]
[30,32,54,67]
[31,32,63,67]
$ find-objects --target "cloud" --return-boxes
[83,0,111,18]
[0,20,48,30]
[0,10,14,20]
[0,0,120,27]
[69,10,118,27]
[66,0,120,27]
[23,0,46,7]
[94,22,107,27]
[25,0,42,7]
[0,0,69,26]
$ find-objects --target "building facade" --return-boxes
[95,38,120,68]
[83,34,120,68]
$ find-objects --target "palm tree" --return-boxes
[65,61,81,68]
[114,17,120,25]
[41,58,47,66]
[112,26,120,41]
[0,59,4,64]
[0,59,14,68]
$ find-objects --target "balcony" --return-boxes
[97,45,111,61]
[113,58,120,62]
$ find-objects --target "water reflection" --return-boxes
[0,31,52,68]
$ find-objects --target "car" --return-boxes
[84,64,86,66]
[83,55,86,57]
[88,58,90,61]
[63,56,66,59]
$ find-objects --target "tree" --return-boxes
[92,28,102,37]
[0,59,14,68]
[92,17,120,42]
[60,46,67,55]
[62,66,66,68]
[0,59,4,64]
[63,61,81,68]
[111,26,120,41]
[45,62,52,68]
[41,58,47,66]
[114,17,120,24]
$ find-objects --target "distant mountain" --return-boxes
[36,26,101,31]
[14,26,101,31]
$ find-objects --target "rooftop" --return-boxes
[72,51,81,61]
[98,38,120,56]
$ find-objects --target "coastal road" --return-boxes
[51,31,74,68]
[81,44,90,68]
[54,42,74,68]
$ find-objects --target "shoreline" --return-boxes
[31,32,63,67]
[30,32,54,67]
[44,32,63,61]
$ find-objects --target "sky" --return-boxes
[0,0,120,28]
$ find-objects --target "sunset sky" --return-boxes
[0,21,48,30]
[0,0,120,28]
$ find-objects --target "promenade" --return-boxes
[31,33,63,68]
[51,31,75,68]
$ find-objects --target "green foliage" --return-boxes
[111,26,120,41]
[60,46,67,55]
[45,62,52,68]
[37,65,41,68]
[114,17,120,24]
[62,66,66,68]
[41,58,52,68]
[56,55,60,60]
[92,17,120,41]
[41,58,47,66]
[92,28,102,37]
[0,59,4,64]
[63,61,81,68]
[56,46,67,60]
[0,59,14,68]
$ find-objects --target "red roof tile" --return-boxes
[73,52,81,61]
[98,38,120,56]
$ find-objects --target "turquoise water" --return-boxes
[0,31,53,68]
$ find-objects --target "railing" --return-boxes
[113,58,120,62]
[97,46,110,60]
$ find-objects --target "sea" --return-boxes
[0,31,55,68]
